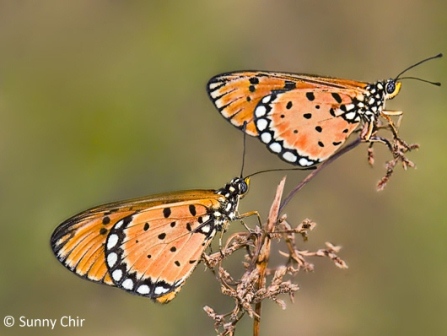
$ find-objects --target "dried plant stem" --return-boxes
[203,176,348,336]
[253,177,285,336]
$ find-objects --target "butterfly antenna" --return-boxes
[240,122,248,178]
[395,53,443,80]
[397,76,441,87]
[246,166,315,179]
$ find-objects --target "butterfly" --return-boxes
[51,177,251,304]
[207,54,441,167]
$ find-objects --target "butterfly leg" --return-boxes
[358,122,378,165]
[365,132,394,166]
[217,210,261,248]
[360,121,402,166]
[367,143,375,166]
[381,110,419,155]
[368,132,417,161]
[238,210,263,232]
[368,135,393,151]
[363,110,415,166]
[369,133,418,172]
[359,121,375,141]
[381,109,403,139]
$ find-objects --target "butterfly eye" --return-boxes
[239,181,248,194]
[384,79,402,100]
[385,80,396,94]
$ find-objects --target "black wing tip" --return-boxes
[50,219,75,245]
[206,79,225,94]
[206,70,263,93]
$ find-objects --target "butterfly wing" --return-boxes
[208,71,369,166]
[51,209,134,286]
[51,189,224,303]
[208,71,305,135]
[254,88,363,166]
[207,71,367,135]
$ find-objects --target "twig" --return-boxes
[203,177,348,336]
[253,176,285,336]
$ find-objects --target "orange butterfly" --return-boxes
[51,177,251,303]
[207,54,441,167]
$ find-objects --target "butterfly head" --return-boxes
[225,177,250,199]
[215,177,250,221]
[383,79,402,100]
[218,176,250,201]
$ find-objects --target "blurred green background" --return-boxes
[1,1,446,335]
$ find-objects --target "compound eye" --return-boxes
[385,80,396,94]
[239,181,248,194]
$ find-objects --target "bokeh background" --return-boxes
[1,1,446,335]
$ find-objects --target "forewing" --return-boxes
[207,71,367,137]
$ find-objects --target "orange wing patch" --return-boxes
[105,201,219,303]
[256,89,361,165]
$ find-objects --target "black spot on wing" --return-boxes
[306,92,315,101]
[332,92,342,104]
[163,207,171,218]
[284,81,296,90]
[189,205,196,216]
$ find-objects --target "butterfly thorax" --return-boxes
[346,80,387,124]
[353,79,400,124]
[215,177,249,223]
